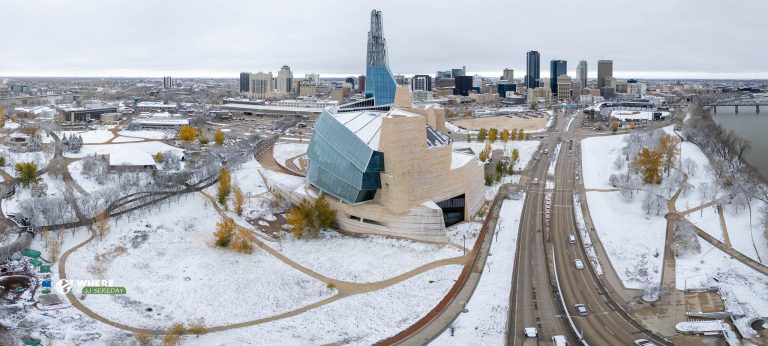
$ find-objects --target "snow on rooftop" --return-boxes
[108,149,156,166]
[332,110,384,150]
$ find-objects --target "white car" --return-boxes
[552,335,567,346]
[568,235,577,244]
[523,327,538,338]
[575,303,588,316]
[634,340,656,346]
[574,259,584,269]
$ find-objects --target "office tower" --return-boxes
[277,65,293,94]
[497,82,517,98]
[163,76,173,89]
[345,77,356,89]
[556,75,572,100]
[549,60,567,95]
[576,61,587,88]
[305,73,320,85]
[525,51,540,89]
[454,76,473,96]
[436,70,452,79]
[250,72,274,94]
[365,9,397,105]
[502,68,514,82]
[598,60,613,92]
[394,74,406,86]
[239,72,251,93]
[358,75,366,92]
[451,66,466,78]
[411,74,432,91]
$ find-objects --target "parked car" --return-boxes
[532,178,539,185]
[575,303,588,316]
[568,235,577,244]
[523,327,538,338]
[634,340,656,346]
[574,259,584,269]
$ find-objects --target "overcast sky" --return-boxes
[2,0,767,79]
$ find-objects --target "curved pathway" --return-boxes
[56,189,471,336]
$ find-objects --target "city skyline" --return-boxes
[2,0,768,79]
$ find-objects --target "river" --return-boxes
[712,105,768,179]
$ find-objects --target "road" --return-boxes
[549,112,669,345]
[508,117,570,345]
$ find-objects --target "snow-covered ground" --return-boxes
[581,133,627,190]
[433,195,524,345]
[189,265,462,346]
[58,130,114,144]
[676,236,768,338]
[0,146,55,177]
[722,200,768,265]
[117,130,169,140]
[66,193,335,329]
[275,231,462,283]
[452,140,540,171]
[446,221,482,250]
[585,191,665,289]
[685,205,723,240]
[573,195,604,275]
[64,141,183,159]
[547,143,561,176]
[272,142,308,167]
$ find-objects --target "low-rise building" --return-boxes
[128,113,189,131]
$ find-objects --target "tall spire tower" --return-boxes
[365,10,397,105]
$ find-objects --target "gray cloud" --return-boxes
[2,0,766,78]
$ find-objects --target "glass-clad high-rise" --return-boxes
[306,109,385,204]
[365,10,397,105]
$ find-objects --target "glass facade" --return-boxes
[436,194,465,227]
[366,65,397,105]
[307,110,385,204]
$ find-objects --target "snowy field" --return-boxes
[189,265,462,346]
[580,133,627,189]
[433,195,525,345]
[276,231,462,283]
[64,141,183,159]
[117,130,169,140]
[446,221,482,250]
[0,146,55,177]
[272,142,308,167]
[58,130,114,144]
[722,200,768,265]
[66,193,335,329]
[676,237,768,338]
[585,191,666,289]
[452,140,540,171]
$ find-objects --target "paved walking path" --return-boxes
[693,225,768,276]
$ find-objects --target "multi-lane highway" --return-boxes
[508,111,670,346]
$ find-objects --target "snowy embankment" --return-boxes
[117,130,169,140]
[189,265,462,345]
[272,142,308,167]
[676,236,768,338]
[547,143,561,176]
[573,195,604,275]
[66,193,335,329]
[432,195,525,345]
[565,116,576,132]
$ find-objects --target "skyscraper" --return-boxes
[239,72,251,93]
[502,68,514,82]
[576,61,587,88]
[163,76,173,89]
[411,74,432,91]
[250,72,274,94]
[525,51,540,90]
[598,60,613,90]
[549,60,567,95]
[277,65,293,94]
[365,10,397,105]
[454,76,473,96]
